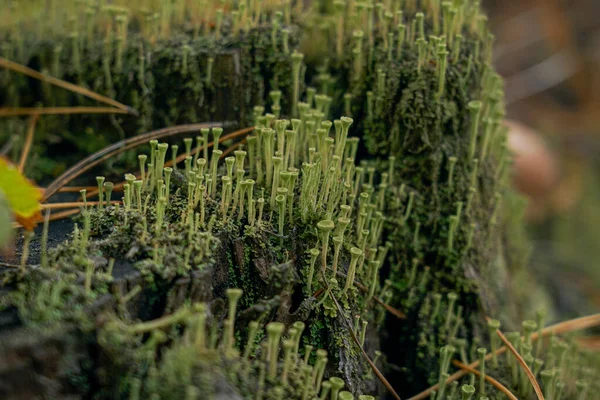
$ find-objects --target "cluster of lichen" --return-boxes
[99,290,372,400]
[4,93,401,396]
[1,0,599,399]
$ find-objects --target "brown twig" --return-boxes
[0,107,130,117]
[0,57,135,113]
[451,360,518,400]
[408,313,600,400]
[17,114,40,173]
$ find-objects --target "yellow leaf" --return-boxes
[0,157,42,231]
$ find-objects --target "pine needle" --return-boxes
[493,323,545,400]
[41,201,119,210]
[0,107,130,117]
[42,122,237,201]
[166,126,254,168]
[535,313,600,337]
[576,336,600,351]
[17,115,39,173]
[319,268,402,400]
[408,313,600,400]
[57,186,103,193]
[0,57,135,113]
[12,208,80,229]
[84,126,253,199]
[372,295,407,319]
[43,208,81,223]
[220,139,245,158]
[451,360,518,400]
[328,266,406,319]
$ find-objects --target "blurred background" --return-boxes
[483,0,600,318]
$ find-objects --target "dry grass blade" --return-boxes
[42,122,234,201]
[319,269,402,400]
[18,114,40,173]
[0,57,134,113]
[0,107,130,117]
[451,360,518,400]
[494,324,545,400]
[408,313,600,400]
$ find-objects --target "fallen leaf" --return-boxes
[0,157,42,232]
